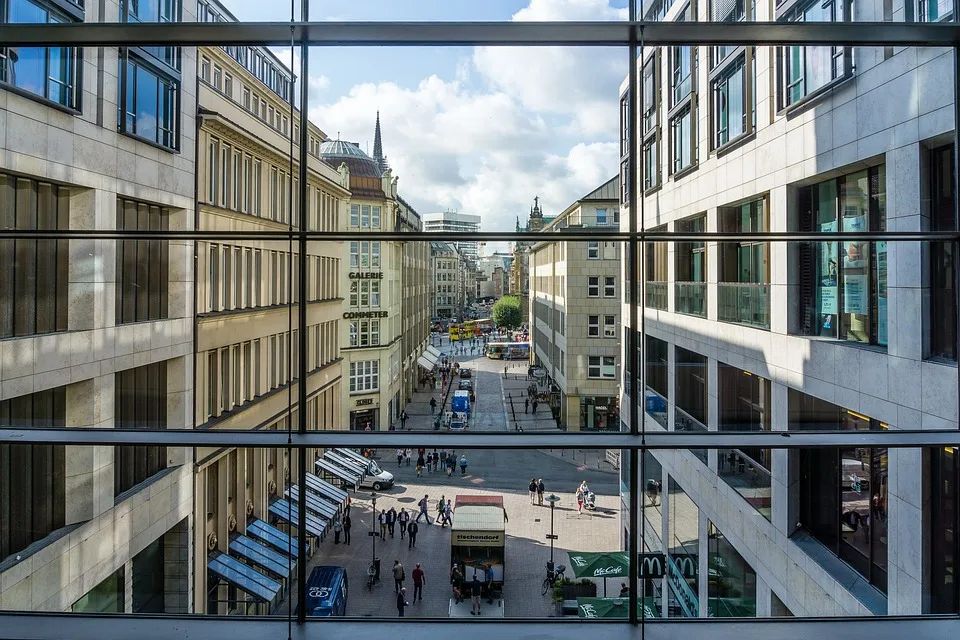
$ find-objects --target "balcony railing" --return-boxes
[718,448,772,521]
[675,281,706,317]
[675,407,708,465]
[645,281,668,310]
[717,282,770,330]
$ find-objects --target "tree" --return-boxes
[492,295,523,329]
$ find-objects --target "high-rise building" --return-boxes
[0,0,199,614]
[423,211,482,261]
[622,0,958,619]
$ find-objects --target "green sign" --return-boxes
[576,597,658,619]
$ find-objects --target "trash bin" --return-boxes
[373,557,381,581]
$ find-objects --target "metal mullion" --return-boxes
[5,427,960,449]
[628,2,640,626]
[5,21,960,48]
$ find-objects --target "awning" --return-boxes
[417,355,434,370]
[576,597,658,619]
[426,345,442,360]
[208,551,281,603]
[315,458,360,487]
[304,473,348,506]
[323,452,367,477]
[285,485,337,520]
[246,518,298,559]
[268,499,326,538]
[229,534,293,579]
[334,448,373,468]
[568,551,629,579]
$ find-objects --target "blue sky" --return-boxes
[226,0,631,241]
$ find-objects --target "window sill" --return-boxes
[0,81,81,117]
[794,334,888,354]
[670,163,699,181]
[119,130,180,155]
[198,300,344,319]
[925,354,958,367]
[714,131,756,158]
[643,184,662,197]
[780,74,854,120]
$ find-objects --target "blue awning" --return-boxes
[269,499,326,538]
[247,518,299,559]
[322,452,367,477]
[207,552,281,603]
[229,534,293,578]
[315,458,360,487]
[284,485,337,520]
[304,472,348,506]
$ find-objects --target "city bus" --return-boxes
[464,318,492,336]
[449,325,461,341]
[485,342,530,360]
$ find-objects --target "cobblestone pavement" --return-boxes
[299,481,622,618]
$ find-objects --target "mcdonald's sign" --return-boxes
[637,552,666,579]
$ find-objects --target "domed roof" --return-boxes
[319,140,383,178]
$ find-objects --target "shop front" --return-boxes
[350,401,378,431]
[581,396,619,431]
[451,495,505,589]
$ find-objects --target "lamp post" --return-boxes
[369,492,379,580]
[545,494,561,565]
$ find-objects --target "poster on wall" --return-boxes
[844,275,869,315]
[818,224,839,318]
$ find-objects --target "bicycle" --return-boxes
[541,563,566,596]
[366,563,377,592]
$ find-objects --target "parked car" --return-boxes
[459,368,473,379]
[458,379,473,391]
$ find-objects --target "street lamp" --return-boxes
[369,492,379,581]
[544,494,561,565]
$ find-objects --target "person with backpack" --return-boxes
[528,478,538,505]
[437,494,447,527]
[416,495,432,524]
[333,514,343,544]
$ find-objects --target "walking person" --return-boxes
[343,514,352,545]
[387,506,397,538]
[379,510,387,539]
[528,478,537,504]
[416,452,425,477]
[412,563,425,603]
[450,564,464,603]
[430,397,437,414]
[537,478,545,506]
[446,453,455,477]
[444,499,453,526]
[433,450,441,473]
[396,448,404,467]
[407,520,419,549]
[416,495,432,524]
[400,410,408,430]
[399,508,410,540]
[344,496,351,517]
[532,400,539,414]
[333,514,343,544]
[396,587,409,617]
[393,560,405,593]
[404,448,411,466]
[576,483,585,515]
[459,453,468,477]
[437,494,447,527]
[525,397,529,414]
[469,573,483,615]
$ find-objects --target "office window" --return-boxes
[0,173,69,338]
[604,315,616,338]
[116,198,169,324]
[200,56,210,81]
[676,214,707,317]
[675,346,707,426]
[707,521,758,617]
[119,52,179,150]
[670,105,695,174]
[671,46,694,106]
[0,387,66,563]
[930,145,956,360]
[349,360,379,393]
[588,315,600,337]
[719,197,770,329]
[350,204,360,227]
[932,447,960,613]
[604,276,616,297]
[0,0,81,109]
[791,389,889,592]
[643,136,660,190]
[596,208,607,226]
[223,72,232,98]
[712,55,749,148]
[114,362,168,496]
[795,166,887,345]
[242,85,250,109]
[588,355,616,379]
[919,0,953,21]
[350,319,381,347]
[780,0,850,108]
[642,53,658,134]
[588,276,600,297]
[588,241,600,259]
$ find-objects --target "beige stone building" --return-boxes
[191,0,348,612]
[0,0,198,615]
[397,196,431,404]
[529,177,620,431]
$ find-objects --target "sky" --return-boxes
[223,0,631,243]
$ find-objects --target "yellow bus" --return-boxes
[463,318,492,336]
[449,325,461,341]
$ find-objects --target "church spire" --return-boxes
[373,111,389,173]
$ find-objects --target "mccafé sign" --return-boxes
[349,272,383,279]
[343,311,389,319]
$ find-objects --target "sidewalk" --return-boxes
[537,448,620,475]
[501,369,559,432]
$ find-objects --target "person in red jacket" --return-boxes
[412,563,425,603]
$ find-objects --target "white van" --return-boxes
[327,450,395,491]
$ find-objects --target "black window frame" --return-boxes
[0,0,83,111]
[114,361,168,496]
[929,144,957,360]
[118,46,181,151]
[116,197,171,324]
[777,0,853,111]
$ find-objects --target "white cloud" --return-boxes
[306,0,624,234]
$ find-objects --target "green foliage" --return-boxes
[492,295,523,329]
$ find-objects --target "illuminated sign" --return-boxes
[343,311,389,319]
[348,272,383,279]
